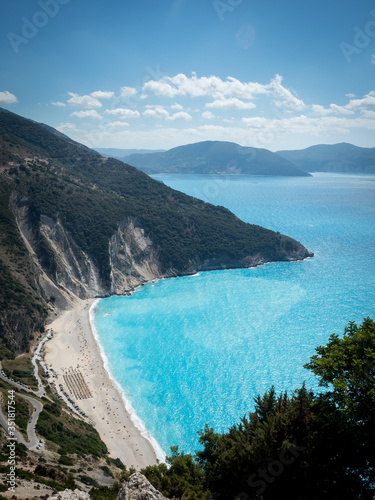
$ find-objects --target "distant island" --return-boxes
[277,142,375,173]
[120,140,311,176]
[108,140,375,176]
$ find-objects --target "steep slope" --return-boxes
[122,141,311,176]
[0,109,313,353]
[277,143,375,173]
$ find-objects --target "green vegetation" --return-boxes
[13,395,32,436]
[0,179,47,353]
[90,483,121,500]
[36,402,108,458]
[106,457,125,470]
[0,108,311,354]
[58,455,74,466]
[139,318,375,500]
[141,447,211,499]
[2,354,37,389]
[16,467,69,491]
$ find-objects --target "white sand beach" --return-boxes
[45,299,161,469]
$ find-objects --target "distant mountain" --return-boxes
[277,143,375,173]
[0,109,312,353]
[95,147,165,159]
[122,141,311,176]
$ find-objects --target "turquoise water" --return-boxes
[93,173,375,456]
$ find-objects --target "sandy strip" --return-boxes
[44,298,159,469]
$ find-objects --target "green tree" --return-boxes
[305,317,375,423]
[304,318,375,499]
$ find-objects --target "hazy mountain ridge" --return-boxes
[0,109,312,353]
[277,143,375,173]
[121,140,311,176]
[95,147,166,159]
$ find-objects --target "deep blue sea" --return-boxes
[93,173,375,458]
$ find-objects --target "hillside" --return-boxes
[0,109,312,353]
[95,147,165,159]
[277,142,375,173]
[121,140,311,176]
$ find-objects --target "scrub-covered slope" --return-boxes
[0,108,313,352]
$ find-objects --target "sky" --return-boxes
[1,0,375,151]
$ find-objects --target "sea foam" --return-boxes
[89,299,166,463]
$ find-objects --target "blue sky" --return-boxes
[1,0,374,151]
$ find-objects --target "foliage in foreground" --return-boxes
[141,318,375,500]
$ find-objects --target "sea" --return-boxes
[91,173,375,459]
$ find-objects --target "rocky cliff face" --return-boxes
[49,474,167,500]
[116,473,167,500]
[49,489,91,499]
[109,218,166,295]
[11,193,171,312]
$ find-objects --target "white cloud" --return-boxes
[143,105,191,121]
[202,111,217,120]
[67,92,102,109]
[361,109,375,118]
[143,72,269,100]
[268,74,306,111]
[51,101,66,107]
[70,110,102,120]
[311,104,332,116]
[346,92,375,110]
[105,108,140,118]
[107,121,130,129]
[311,104,355,116]
[167,111,192,121]
[120,86,138,97]
[206,97,256,110]
[311,91,375,117]
[142,72,308,113]
[143,106,170,119]
[90,90,114,99]
[58,77,375,152]
[71,111,375,151]
[372,55,375,64]
[56,122,80,133]
[0,91,18,104]
[242,115,375,136]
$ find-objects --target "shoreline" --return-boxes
[45,297,164,469]
[88,299,167,463]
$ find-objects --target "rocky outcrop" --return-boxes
[109,218,165,294]
[39,214,104,298]
[116,473,167,500]
[49,489,90,499]
[12,193,168,307]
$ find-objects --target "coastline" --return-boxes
[45,297,164,469]
[89,299,167,463]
